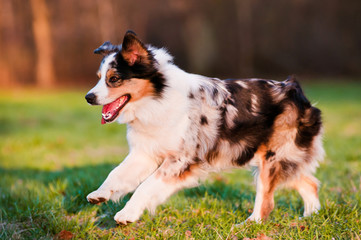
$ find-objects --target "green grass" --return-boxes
[1,82,361,239]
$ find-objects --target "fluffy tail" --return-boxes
[284,75,312,112]
[284,76,323,149]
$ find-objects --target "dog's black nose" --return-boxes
[85,93,97,105]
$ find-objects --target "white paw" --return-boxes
[235,216,258,228]
[86,189,111,205]
[303,208,320,217]
[246,214,262,223]
[235,214,261,227]
[114,207,142,225]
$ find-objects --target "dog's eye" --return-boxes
[109,76,120,83]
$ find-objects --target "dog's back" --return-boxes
[187,76,323,168]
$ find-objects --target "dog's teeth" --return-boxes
[102,112,112,120]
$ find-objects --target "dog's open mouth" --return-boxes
[101,94,130,124]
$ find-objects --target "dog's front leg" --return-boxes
[114,159,201,224]
[87,151,159,204]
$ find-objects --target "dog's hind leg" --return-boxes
[113,158,202,224]
[87,151,158,204]
[246,160,280,222]
[289,175,320,217]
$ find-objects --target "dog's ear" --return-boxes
[94,41,120,55]
[121,31,150,66]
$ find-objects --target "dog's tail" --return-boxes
[284,75,312,112]
[284,76,323,148]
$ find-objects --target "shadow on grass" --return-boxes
[184,179,255,204]
[0,165,116,213]
[0,164,258,230]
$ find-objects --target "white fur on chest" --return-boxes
[119,49,206,161]
[124,90,193,162]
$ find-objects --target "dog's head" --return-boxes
[85,31,166,124]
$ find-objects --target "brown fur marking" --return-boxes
[156,160,200,184]
[256,145,281,219]
[260,193,275,219]
[108,78,155,102]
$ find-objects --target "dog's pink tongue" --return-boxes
[101,116,106,124]
[101,102,115,124]
[101,97,125,125]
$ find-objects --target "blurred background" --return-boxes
[1,0,361,89]
[1,1,361,237]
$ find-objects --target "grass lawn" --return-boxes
[0,81,361,239]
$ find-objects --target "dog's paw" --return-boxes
[86,189,111,205]
[235,217,262,227]
[114,207,142,225]
[243,214,262,224]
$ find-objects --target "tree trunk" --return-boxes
[30,0,55,87]
[236,0,254,77]
[96,0,116,41]
[0,0,15,87]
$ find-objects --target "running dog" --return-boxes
[85,31,324,224]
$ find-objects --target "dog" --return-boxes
[85,31,324,224]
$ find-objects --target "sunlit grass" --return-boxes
[0,82,360,239]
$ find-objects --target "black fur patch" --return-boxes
[150,72,167,96]
[265,150,275,160]
[200,115,208,125]
[205,144,219,162]
[182,164,191,173]
[285,80,311,112]
[233,146,258,165]
[112,51,167,96]
[212,87,219,98]
[193,156,202,163]
[269,166,276,177]
[295,107,322,148]
[279,160,298,173]
[220,80,284,164]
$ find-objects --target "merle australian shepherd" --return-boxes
[85,31,324,224]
